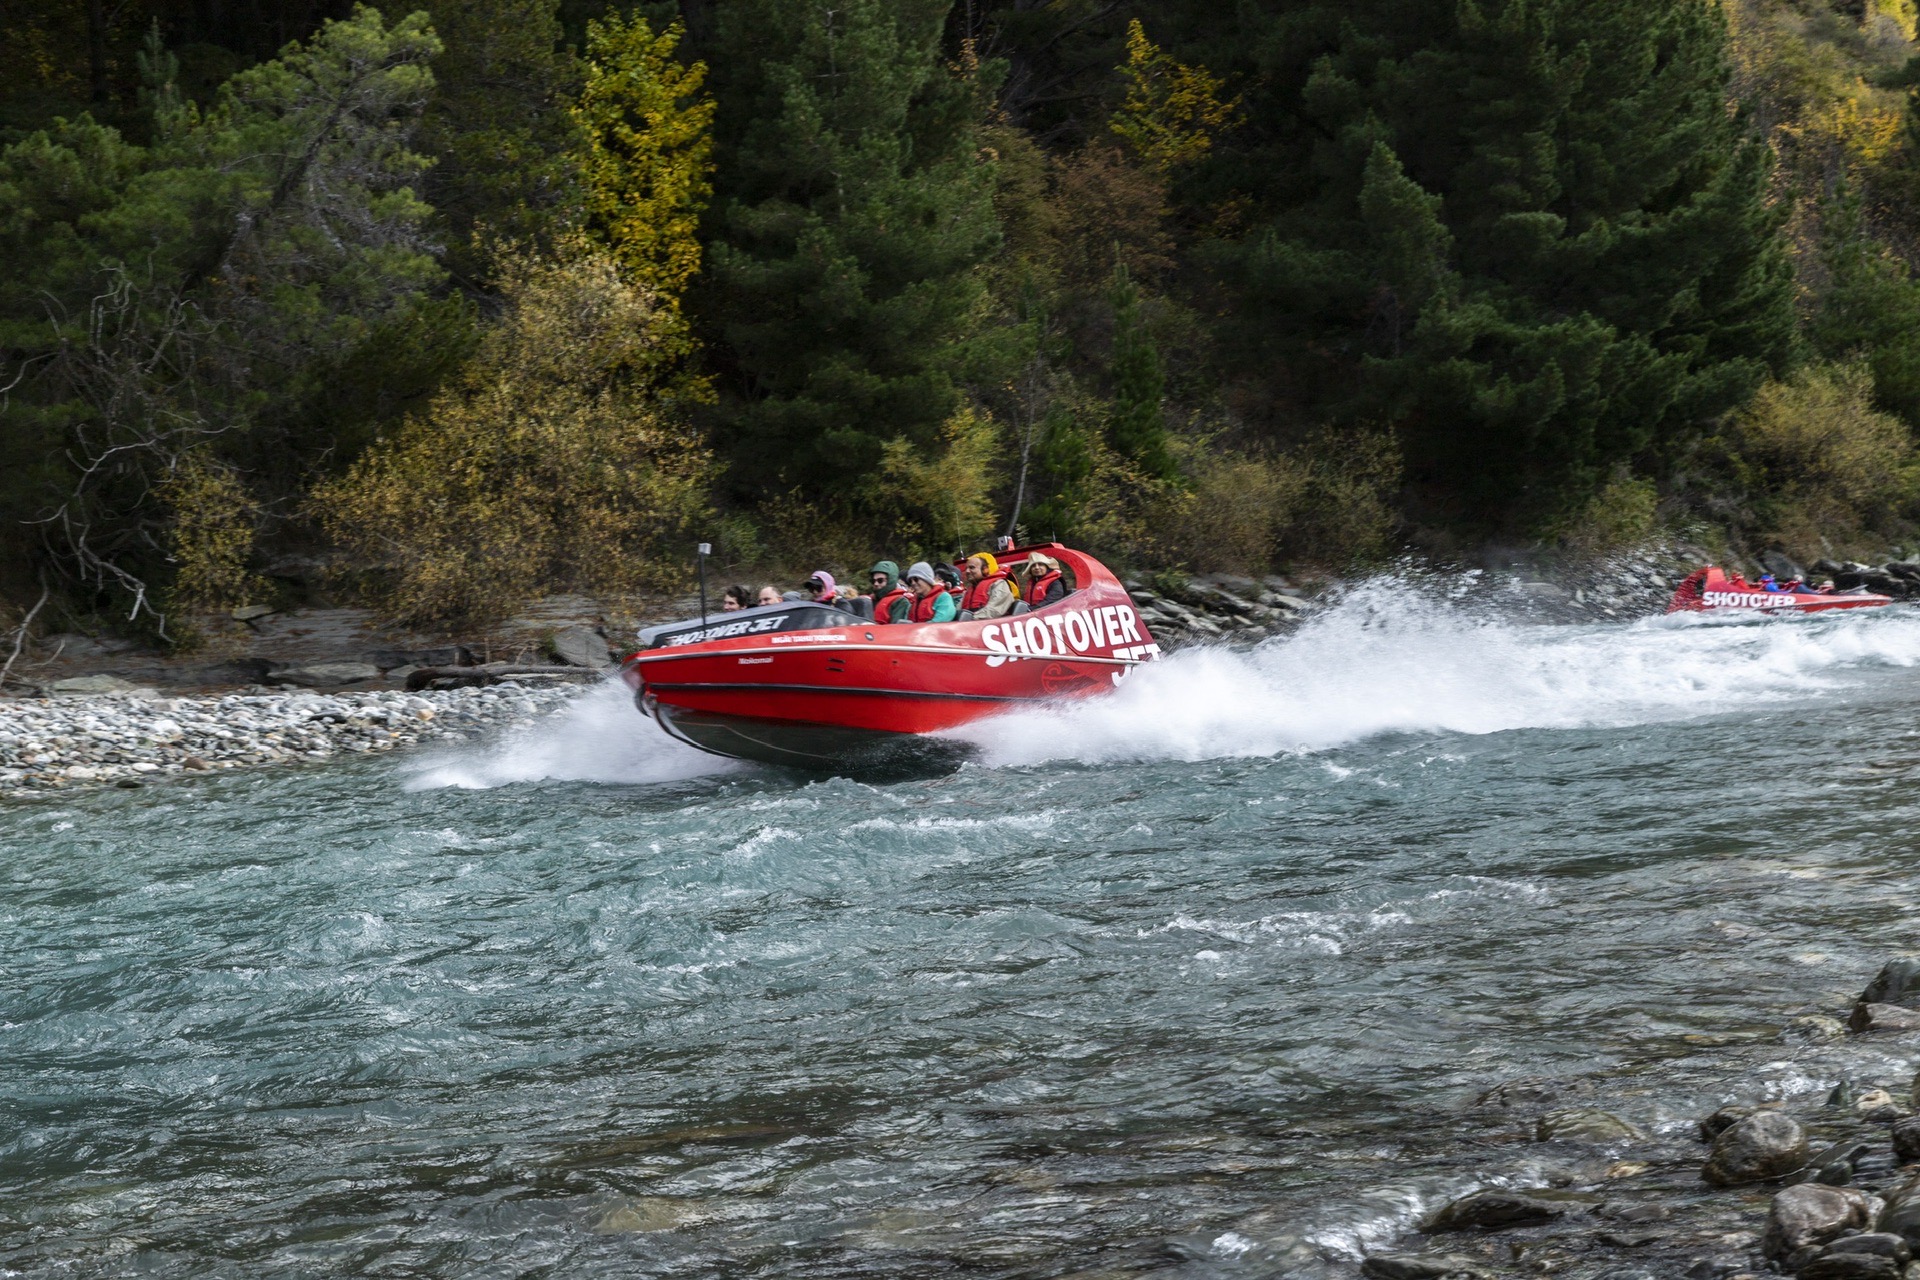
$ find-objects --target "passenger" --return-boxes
[721,584,753,612]
[757,585,783,607]
[935,562,963,606]
[805,570,838,603]
[868,560,912,624]
[959,552,1017,620]
[903,561,958,623]
[1022,553,1066,608]
[1761,573,1784,592]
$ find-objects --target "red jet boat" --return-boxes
[619,543,1163,767]
[1666,566,1892,615]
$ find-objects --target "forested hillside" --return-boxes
[6,0,1920,639]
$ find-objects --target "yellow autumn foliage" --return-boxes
[1110,19,1240,175]
[311,242,713,629]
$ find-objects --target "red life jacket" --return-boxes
[906,589,941,623]
[961,570,1013,613]
[872,586,910,623]
[1025,570,1063,607]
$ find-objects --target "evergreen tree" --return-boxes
[1106,264,1176,481]
[1200,0,1796,526]
[1811,184,1920,426]
[697,0,1001,504]
[414,0,575,283]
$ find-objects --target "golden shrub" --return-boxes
[875,405,1002,555]
[1729,361,1920,550]
[159,451,268,631]
[311,242,713,630]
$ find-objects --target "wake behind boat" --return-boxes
[619,543,1162,768]
[1666,565,1892,615]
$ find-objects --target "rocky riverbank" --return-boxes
[1331,959,1920,1280]
[0,679,586,797]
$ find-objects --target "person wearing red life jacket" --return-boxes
[867,560,911,624]
[903,562,957,623]
[1021,553,1066,608]
[959,552,1017,620]
[936,562,963,605]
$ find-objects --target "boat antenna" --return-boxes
[697,542,711,625]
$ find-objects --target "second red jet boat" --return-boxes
[1666,565,1892,615]
[619,543,1162,768]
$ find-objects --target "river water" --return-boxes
[8,582,1920,1277]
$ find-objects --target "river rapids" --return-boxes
[9,580,1920,1276]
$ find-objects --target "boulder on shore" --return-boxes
[267,662,381,688]
[1702,1111,1808,1186]
[551,626,613,669]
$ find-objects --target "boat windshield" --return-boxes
[638,602,860,650]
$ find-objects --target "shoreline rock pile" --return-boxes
[0,680,584,797]
[1343,958,1920,1280]
[1123,573,1318,644]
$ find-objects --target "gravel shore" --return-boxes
[0,679,589,795]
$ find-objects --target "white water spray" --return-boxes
[404,678,733,790]
[956,578,1920,768]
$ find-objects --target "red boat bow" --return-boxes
[619,544,1161,767]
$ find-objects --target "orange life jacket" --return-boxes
[1025,569,1063,607]
[872,586,910,623]
[961,570,1014,613]
[906,589,942,623]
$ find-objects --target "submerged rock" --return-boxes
[1851,1004,1920,1034]
[1477,1077,1590,1112]
[1424,1188,1569,1231]
[1787,1016,1850,1042]
[1360,1253,1493,1280]
[1536,1108,1644,1143]
[1703,1111,1808,1186]
[1764,1184,1877,1259]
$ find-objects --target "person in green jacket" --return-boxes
[903,561,957,623]
[867,560,912,623]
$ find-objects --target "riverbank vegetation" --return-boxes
[9,0,1920,638]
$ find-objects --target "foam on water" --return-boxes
[404,678,733,789]
[958,576,1920,767]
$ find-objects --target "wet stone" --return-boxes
[1702,1105,1761,1142]
[1895,1119,1920,1163]
[1424,1188,1569,1232]
[1536,1107,1643,1143]
[1704,1111,1809,1186]
[1478,1077,1590,1113]
[1765,1183,1878,1259]
[1360,1252,1494,1280]
[1861,959,1920,1008]
[1855,1005,1920,1034]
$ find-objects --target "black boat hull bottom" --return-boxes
[649,701,973,775]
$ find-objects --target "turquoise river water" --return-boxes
[8,582,1920,1277]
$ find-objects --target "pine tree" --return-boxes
[1200,0,1796,526]
[1106,263,1177,481]
[697,0,1001,504]
[414,0,575,283]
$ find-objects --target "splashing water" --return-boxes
[404,677,735,789]
[958,577,1920,767]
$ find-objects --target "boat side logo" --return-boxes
[1702,590,1799,609]
[980,605,1153,667]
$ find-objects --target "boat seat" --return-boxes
[841,596,874,621]
[1009,601,1030,615]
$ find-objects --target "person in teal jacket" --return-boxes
[903,561,957,623]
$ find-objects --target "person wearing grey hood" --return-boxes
[902,561,957,623]
[867,560,911,624]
